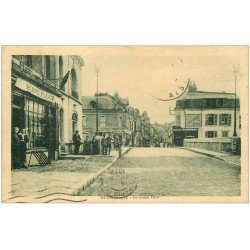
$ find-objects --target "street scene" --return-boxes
[2,46,248,202]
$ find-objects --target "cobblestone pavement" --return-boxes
[16,156,114,173]
[10,156,114,201]
[81,147,241,197]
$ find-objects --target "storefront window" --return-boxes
[25,99,46,149]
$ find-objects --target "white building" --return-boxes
[58,56,84,154]
[173,84,240,152]
[11,55,84,165]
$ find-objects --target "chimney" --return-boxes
[187,81,197,92]
[114,92,119,100]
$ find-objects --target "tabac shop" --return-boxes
[12,78,61,164]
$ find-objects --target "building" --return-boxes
[82,92,126,141]
[11,55,84,165]
[173,82,240,152]
[82,92,146,147]
[58,56,84,154]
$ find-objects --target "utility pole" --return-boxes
[233,66,238,137]
[95,66,100,135]
[231,65,240,155]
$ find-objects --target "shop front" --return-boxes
[12,78,61,166]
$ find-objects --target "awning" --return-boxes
[15,78,61,104]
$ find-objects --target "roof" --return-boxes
[179,91,237,100]
[82,95,124,110]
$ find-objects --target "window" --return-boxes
[186,114,202,127]
[219,114,231,126]
[26,56,32,68]
[72,112,78,134]
[118,116,123,127]
[176,114,181,126]
[71,68,78,99]
[45,55,51,79]
[83,115,87,127]
[222,130,229,138]
[60,108,64,143]
[239,115,241,129]
[59,56,63,79]
[100,116,105,128]
[207,99,216,108]
[205,131,218,138]
[205,114,217,126]
[25,99,46,148]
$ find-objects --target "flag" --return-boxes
[59,71,70,90]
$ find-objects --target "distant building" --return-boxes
[173,82,240,152]
[82,92,150,147]
[82,92,129,144]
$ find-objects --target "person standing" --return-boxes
[105,133,112,155]
[114,134,122,158]
[18,128,29,168]
[12,127,20,169]
[72,130,81,155]
[91,135,99,155]
[101,133,107,155]
[84,135,91,155]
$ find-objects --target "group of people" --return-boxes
[12,127,29,169]
[82,135,100,155]
[72,130,100,155]
[72,131,122,157]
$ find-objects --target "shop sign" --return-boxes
[15,78,60,104]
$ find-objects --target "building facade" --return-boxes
[173,84,240,152]
[11,55,84,165]
[58,56,84,154]
[82,92,150,147]
[82,93,126,141]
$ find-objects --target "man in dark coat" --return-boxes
[114,134,122,158]
[18,128,29,168]
[73,130,81,155]
[101,134,107,155]
[12,127,20,169]
[84,135,91,155]
[105,133,113,155]
[91,135,99,155]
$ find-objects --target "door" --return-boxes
[44,106,57,160]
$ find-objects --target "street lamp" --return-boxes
[95,65,101,135]
[233,65,239,137]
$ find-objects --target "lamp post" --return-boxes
[95,65,100,135]
[231,65,240,155]
[233,66,239,137]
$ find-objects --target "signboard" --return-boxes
[15,78,60,104]
[186,114,202,127]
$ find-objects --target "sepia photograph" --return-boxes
[1,46,248,202]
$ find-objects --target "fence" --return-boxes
[183,138,232,153]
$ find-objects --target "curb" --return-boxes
[183,147,241,167]
[71,147,132,195]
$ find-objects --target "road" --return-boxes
[81,147,241,197]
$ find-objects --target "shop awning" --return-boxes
[15,78,61,104]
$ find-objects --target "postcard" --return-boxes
[1,46,248,202]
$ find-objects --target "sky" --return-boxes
[81,46,248,124]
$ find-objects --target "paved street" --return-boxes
[81,147,241,197]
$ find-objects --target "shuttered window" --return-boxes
[205,114,218,126]
[219,114,231,126]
